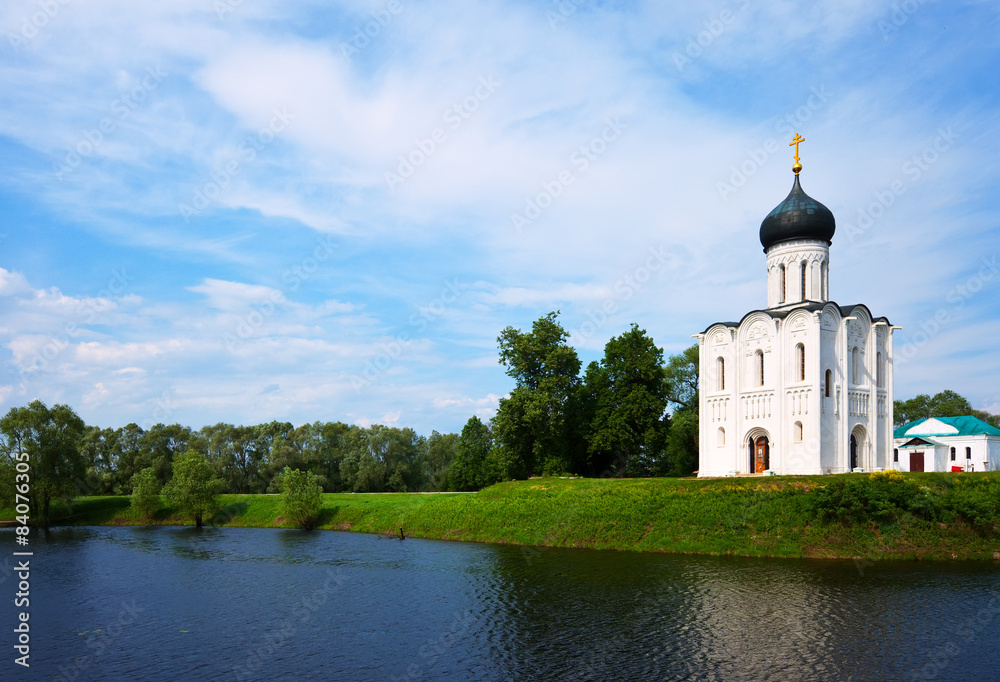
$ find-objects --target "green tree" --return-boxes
[894,390,999,428]
[0,401,86,526]
[448,416,495,491]
[663,344,699,411]
[663,406,699,476]
[129,467,161,520]
[584,325,669,476]
[493,312,581,478]
[163,450,223,527]
[277,467,323,530]
[422,431,459,491]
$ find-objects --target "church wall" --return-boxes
[779,309,822,474]
[988,438,1000,472]
[699,324,740,476]
[819,305,843,472]
[764,240,830,308]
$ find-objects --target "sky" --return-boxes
[1,0,998,435]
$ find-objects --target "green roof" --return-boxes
[894,415,1000,439]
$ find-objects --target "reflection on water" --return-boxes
[5,526,999,680]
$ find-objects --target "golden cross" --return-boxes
[789,133,805,164]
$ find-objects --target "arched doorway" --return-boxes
[748,436,769,473]
[850,426,868,472]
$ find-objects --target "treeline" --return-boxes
[0,313,700,523]
[0,405,461,502]
[481,312,699,482]
[893,390,1000,429]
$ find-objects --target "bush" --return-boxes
[278,467,323,530]
[163,451,224,528]
[810,471,916,524]
[129,467,161,520]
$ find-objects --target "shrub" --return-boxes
[163,451,224,528]
[810,471,917,524]
[129,467,161,520]
[278,467,323,530]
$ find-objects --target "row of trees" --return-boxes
[893,390,1000,428]
[3,310,994,525]
[487,312,699,481]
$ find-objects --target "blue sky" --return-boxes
[1,0,998,435]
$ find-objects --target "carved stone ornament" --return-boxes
[747,320,770,340]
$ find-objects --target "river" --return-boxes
[3,526,999,680]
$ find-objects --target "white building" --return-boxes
[695,147,895,476]
[892,416,1000,472]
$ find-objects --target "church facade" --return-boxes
[695,139,895,476]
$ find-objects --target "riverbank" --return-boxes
[4,473,999,560]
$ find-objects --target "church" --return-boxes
[695,136,895,476]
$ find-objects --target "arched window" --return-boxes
[794,421,803,442]
[825,369,832,397]
[717,357,725,391]
[779,264,786,303]
[800,262,807,300]
[950,447,956,461]
[796,343,805,382]
[893,448,899,462]
[876,352,883,387]
[756,350,764,386]
[852,348,860,384]
[718,427,725,447]
[966,447,972,460]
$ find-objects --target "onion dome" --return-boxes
[759,173,836,250]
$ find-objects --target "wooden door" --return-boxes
[755,438,768,473]
[910,451,924,473]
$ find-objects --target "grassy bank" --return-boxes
[4,473,1000,560]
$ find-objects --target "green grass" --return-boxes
[4,473,999,560]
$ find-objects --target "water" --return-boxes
[3,526,999,680]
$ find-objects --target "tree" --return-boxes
[584,325,669,476]
[493,312,581,477]
[663,344,699,411]
[423,431,459,491]
[0,401,86,526]
[448,416,495,491]
[663,406,699,476]
[163,450,223,527]
[277,467,323,530]
[129,467,161,520]
[894,390,999,428]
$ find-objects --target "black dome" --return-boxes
[759,174,835,250]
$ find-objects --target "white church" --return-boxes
[695,136,895,476]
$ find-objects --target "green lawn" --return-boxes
[4,473,999,560]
